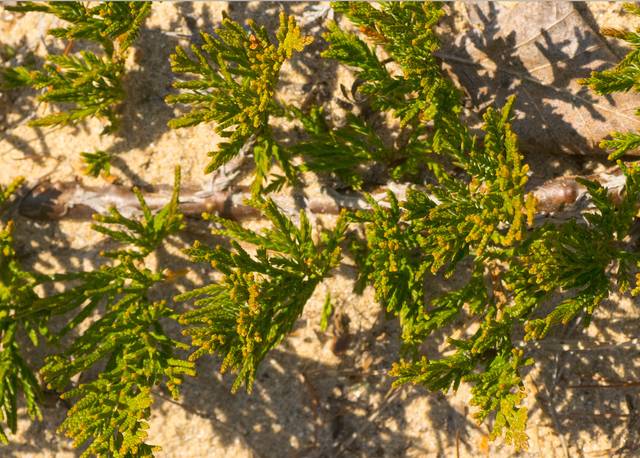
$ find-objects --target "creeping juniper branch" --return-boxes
[0,178,45,445]
[3,2,150,141]
[3,2,640,455]
[324,2,467,178]
[177,199,346,392]
[167,12,312,194]
[167,7,444,191]
[4,52,125,131]
[582,3,640,159]
[34,169,195,458]
[356,95,536,448]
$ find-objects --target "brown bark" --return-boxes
[17,181,366,221]
[16,171,628,222]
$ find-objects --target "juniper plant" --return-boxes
[582,3,640,159]
[32,168,194,457]
[4,2,150,132]
[177,200,347,392]
[165,8,540,448]
[166,6,451,192]
[3,2,151,175]
[322,2,464,179]
[353,96,536,449]
[0,178,44,445]
[167,12,313,194]
[3,1,640,456]
[335,2,639,451]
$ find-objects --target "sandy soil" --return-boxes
[1,3,640,457]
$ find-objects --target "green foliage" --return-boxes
[0,178,24,216]
[0,43,35,87]
[3,1,150,138]
[4,2,640,456]
[319,292,333,332]
[0,178,44,445]
[355,96,535,337]
[344,7,640,442]
[80,150,113,177]
[166,4,457,190]
[323,2,466,178]
[287,108,395,188]
[582,3,640,159]
[351,96,535,450]
[7,2,149,58]
[326,2,453,126]
[164,4,640,452]
[370,96,640,451]
[177,200,346,392]
[166,12,312,193]
[33,169,195,457]
[4,52,125,131]
[515,163,640,339]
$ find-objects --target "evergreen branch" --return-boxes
[287,108,395,188]
[166,3,466,190]
[177,199,346,392]
[0,178,24,218]
[80,150,113,178]
[321,20,408,114]
[384,159,640,450]
[5,52,125,132]
[373,3,640,445]
[324,2,466,179]
[91,168,184,259]
[328,2,450,126]
[167,12,312,193]
[581,3,640,159]
[355,97,534,338]
[6,2,151,58]
[516,162,640,340]
[352,81,537,445]
[16,169,632,223]
[0,180,44,445]
[34,168,194,457]
[4,3,640,454]
[4,2,150,139]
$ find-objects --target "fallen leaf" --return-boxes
[442,3,640,156]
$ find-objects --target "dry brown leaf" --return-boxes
[441,2,640,156]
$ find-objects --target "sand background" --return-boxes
[2,2,640,457]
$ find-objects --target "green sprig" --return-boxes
[178,200,347,392]
[35,168,193,457]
